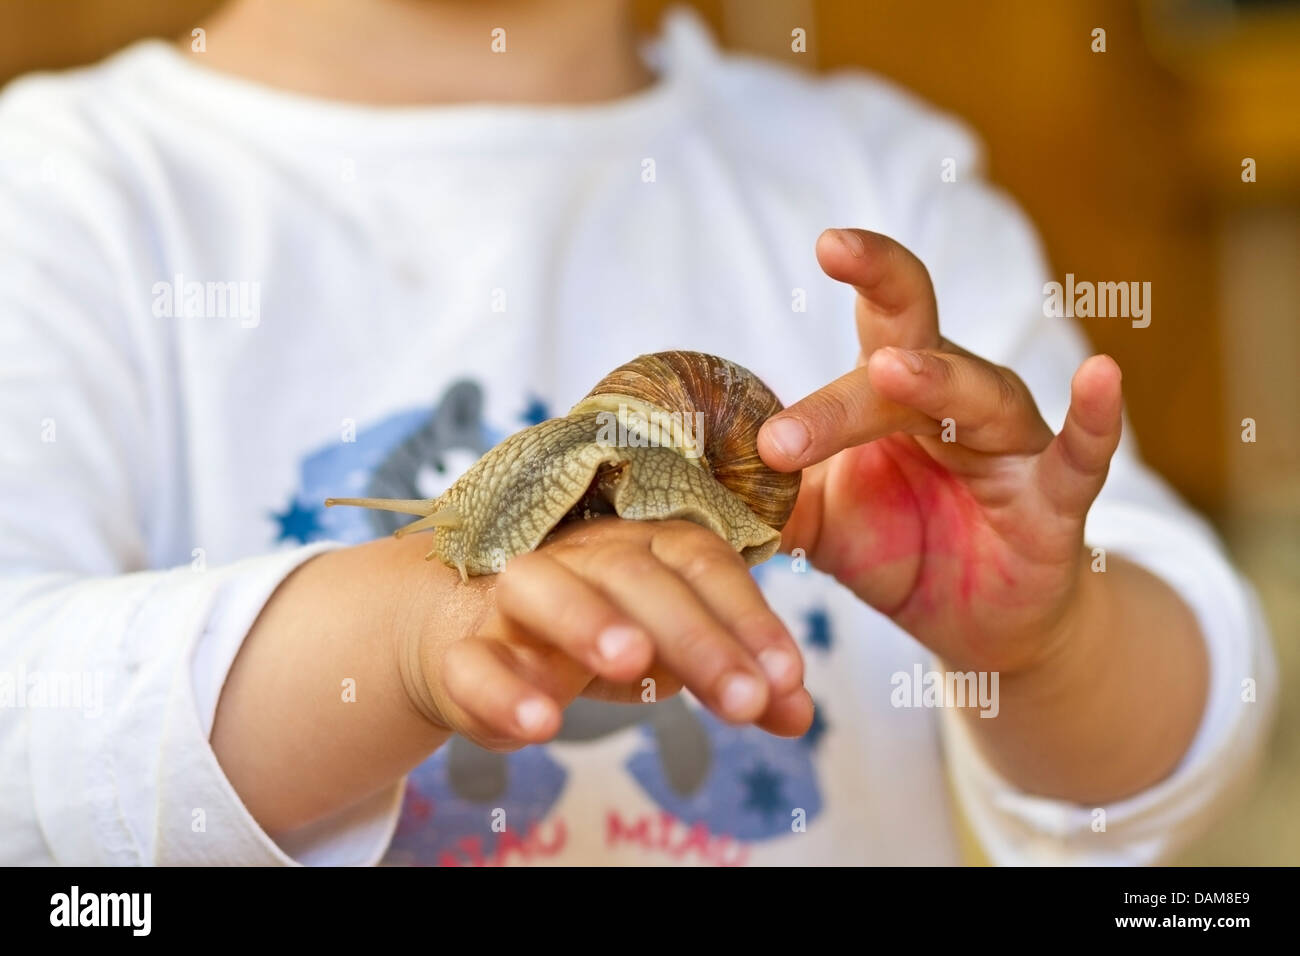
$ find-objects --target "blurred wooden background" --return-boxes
[2,0,1296,864]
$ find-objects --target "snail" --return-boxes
[325,351,801,580]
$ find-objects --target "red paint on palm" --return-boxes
[818,435,1015,618]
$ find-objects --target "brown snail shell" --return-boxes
[569,351,800,529]
[326,351,802,580]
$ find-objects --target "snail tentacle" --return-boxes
[325,497,432,517]
[325,496,464,537]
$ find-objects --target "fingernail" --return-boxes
[890,347,925,373]
[757,648,796,685]
[515,698,553,734]
[719,673,763,717]
[834,228,866,257]
[597,625,643,663]
[764,417,810,460]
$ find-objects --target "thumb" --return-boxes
[1035,354,1124,518]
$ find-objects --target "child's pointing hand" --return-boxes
[757,228,1125,677]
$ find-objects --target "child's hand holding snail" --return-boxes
[328,349,815,748]
[404,516,812,754]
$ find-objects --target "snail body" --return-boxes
[326,351,801,580]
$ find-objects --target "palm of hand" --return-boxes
[789,432,1087,674]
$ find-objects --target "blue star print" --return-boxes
[520,395,550,426]
[803,607,833,652]
[801,702,828,749]
[740,764,787,821]
[271,497,323,544]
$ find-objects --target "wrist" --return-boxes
[385,533,495,733]
[1001,548,1109,693]
[214,538,456,832]
[955,548,1210,801]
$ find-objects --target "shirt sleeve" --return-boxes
[0,75,402,866]
[830,75,1278,863]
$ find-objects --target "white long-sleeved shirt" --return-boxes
[0,8,1275,866]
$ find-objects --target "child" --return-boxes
[0,0,1274,865]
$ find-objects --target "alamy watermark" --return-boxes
[152,273,261,328]
[50,886,150,936]
[890,664,999,718]
[0,665,105,718]
[594,404,705,460]
[1043,273,1150,328]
